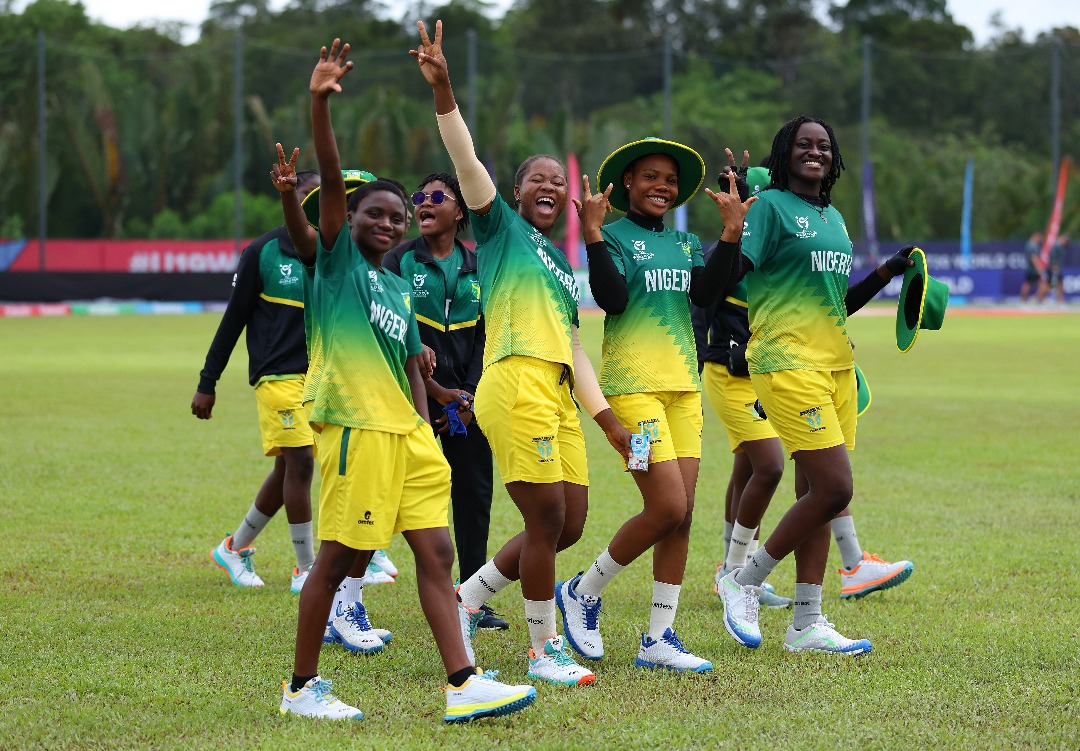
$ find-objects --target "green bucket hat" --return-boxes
[744,166,771,196]
[896,247,949,353]
[597,137,705,214]
[854,362,871,417]
[301,169,377,230]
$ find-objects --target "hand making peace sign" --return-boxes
[270,143,300,193]
[411,20,450,87]
[705,148,758,242]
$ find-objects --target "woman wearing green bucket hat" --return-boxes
[708,116,919,656]
[552,141,758,673]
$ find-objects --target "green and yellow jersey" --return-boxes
[598,217,703,396]
[306,225,425,434]
[470,194,579,370]
[741,190,855,374]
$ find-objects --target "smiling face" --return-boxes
[513,157,568,236]
[414,179,462,240]
[624,153,679,219]
[348,190,407,261]
[787,121,833,196]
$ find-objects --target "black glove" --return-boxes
[753,399,767,420]
[717,167,750,203]
[885,246,916,277]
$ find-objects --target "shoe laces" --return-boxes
[309,678,338,704]
[545,640,578,667]
[240,551,256,574]
[581,596,602,630]
[476,669,500,683]
[464,606,482,638]
[661,630,689,654]
[479,604,503,618]
[864,553,889,565]
[741,587,761,624]
[344,603,373,631]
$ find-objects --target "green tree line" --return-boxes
[1,0,1078,245]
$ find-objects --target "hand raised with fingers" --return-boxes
[572,175,612,237]
[410,20,449,87]
[717,148,751,202]
[705,168,758,241]
[270,143,300,193]
[310,38,353,98]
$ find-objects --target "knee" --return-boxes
[649,501,688,537]
[755,462,784,492]
[822,481,853,518]
[415,534,456,577]
[285,449,315,482]
[557,518,584,551]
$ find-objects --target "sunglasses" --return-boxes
[411,190,456,206]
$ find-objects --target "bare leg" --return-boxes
[403,527,470,675]
[732,437,784,530]
[490,481,587,583]
[280,446,314,524]
[607,459,689,569]
[651,457,699,585]
[253,455,287,517]
[293,541,361,676]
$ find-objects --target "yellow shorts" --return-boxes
[607,390,703,465]
[255,378,314,456]
[749,368,857,457]
[702,362,778,453]
[316,424,451,550]
[474,356,588,486]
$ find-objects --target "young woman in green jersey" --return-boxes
[713,116,913,655]
[412,20,631,686]
[281,38,535,723]
[554,141,755,672]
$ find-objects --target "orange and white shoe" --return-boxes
[839,552,913,599]
[527,636,595,686]
[210,535,264,587]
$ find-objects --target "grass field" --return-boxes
[2,308,1078,750]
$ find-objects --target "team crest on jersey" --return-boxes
[279,263,300,285]
[401,293,411,312]
[470,280,481,301]
[795,216,818,239]
[368,269,383,292]
[632,240,654,262]
[679,241,693,258]
[413,273,427,287]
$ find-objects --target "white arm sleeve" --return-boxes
[571,325,611,418]
[436,107,498,211]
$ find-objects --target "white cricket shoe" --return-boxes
[716,562,790,609]
[635,628,713,673]
[444,670,537,723]
[555,573,604,660]
[290,566,310,594]
[279,676,363,720]
[362,561,395,586]
[527,636,596,686]
[784,616,872,655]
[210,535,264,587]
[717,569,762,648]
[371,549,399,578]
[329,602,386,654]
[839,552,913,599]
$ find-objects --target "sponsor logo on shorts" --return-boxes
[533,436,555,462]
[357,510,375,526]
[800,406,825,431]
[638,418,661,442]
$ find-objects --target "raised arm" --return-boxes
[411,21,496,215]
[310,39,353,247]
[271,143,318,265]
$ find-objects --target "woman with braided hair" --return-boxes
[713,116,913,655]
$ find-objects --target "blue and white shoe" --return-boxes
[635,628,712,673]
[784,616,872,655]
[717,569,762,648]
[555,573,603,660]
[329,602,386,654]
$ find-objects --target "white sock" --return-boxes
[575,548,626,597]
[523,598,557,653]
[723,521,734,562]
[330,576,364,622]
[725,522,757,568]
[832,515,863,570]
[231,504,272,550]
[792,583,823,631]
[648,581,681,640]
[289,521,315,571]
[458,559,512,610]
[748,538,759,559]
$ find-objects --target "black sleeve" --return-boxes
[844,267,889,316]
[382,246,404,277]
[689,239,742,308]
[691,301,713,376]
[464,313,486,395]
[586,240,628,314]
[197,243,262,393]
